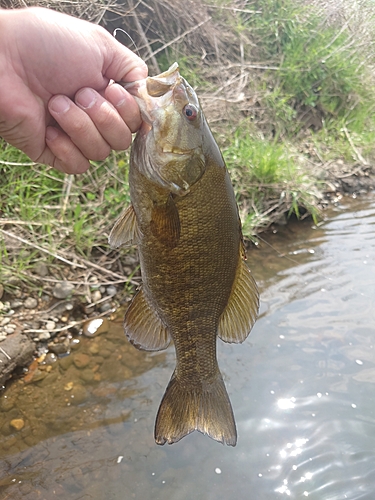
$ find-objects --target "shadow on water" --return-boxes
[1,194,375,499]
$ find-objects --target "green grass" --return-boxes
[0,140,133,286]
[222,128,320,236]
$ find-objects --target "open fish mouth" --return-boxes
[117,62,180,99]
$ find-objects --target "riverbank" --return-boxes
[1,0,375,383]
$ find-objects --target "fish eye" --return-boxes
[183,104,198,121]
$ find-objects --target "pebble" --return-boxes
[9,300,23,309]
[38,331,51,341]
[44,353,57,364]
[91,290,102,302]
[82,318,109,337]
[71,384,89,405]
[0,335,7,342]
[0,317,11,327]
[100,302,112,313]
[24,297,38,309]
[106,286,117,296]
[45,321,56,331]
[10,418,25,431]
[73,353,90,369]
[4,325,16,335]
[48,339,70,356]
[34,262,49,277]
[65,302,73,311]
[53,281,74,299]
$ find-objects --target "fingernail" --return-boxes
[49,95,71,114]
[76,88,97,109]
[45,127,59,141]
[110,84,127,107]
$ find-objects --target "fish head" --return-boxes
[126,63,206,195]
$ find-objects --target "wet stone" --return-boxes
[0,397,15,412]
[83,318,109,338]
[53,281,74,299]
[71,384,89,405]
[88,343,100,355]
[44,353,57,364]
[100,349,112,359]
[59,355,73,370]
[10,418,25,431]
[73,353,90,369]
[24,297,38,309]
[80,368,95,383]
[49,339,70,356]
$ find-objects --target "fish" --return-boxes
[110,63,259,446]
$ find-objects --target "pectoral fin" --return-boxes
[150,194,180,248]
[124,287,171,351]
[109,204,140,248]
[218,260,259,343]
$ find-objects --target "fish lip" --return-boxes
[117,62,180,98]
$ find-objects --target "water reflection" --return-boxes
[1,194,375,499]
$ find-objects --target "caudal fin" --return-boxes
[154,372,237,446]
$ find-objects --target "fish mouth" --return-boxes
[116,63,185,125]
[117,62,180,99]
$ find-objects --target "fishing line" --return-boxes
[113,28,141,58]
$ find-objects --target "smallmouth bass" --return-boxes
[110,63,259,446]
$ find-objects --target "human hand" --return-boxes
[0,7,148,174]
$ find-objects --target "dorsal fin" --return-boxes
[108,204,140,248]
[150,194,180,248]
[124,287,171,351]
[218,260,259,343]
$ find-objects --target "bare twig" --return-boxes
[342,126,369,166]
[0,347,11,360]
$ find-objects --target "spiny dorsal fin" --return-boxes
[124,287,171,351]
[108,204,140,248]
[218,260,259,343]
[150,194,180,248]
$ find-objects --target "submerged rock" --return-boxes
[10,419,25,431]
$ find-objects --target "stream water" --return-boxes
[1,193,375,500]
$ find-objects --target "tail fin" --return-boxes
[154,372,237,446]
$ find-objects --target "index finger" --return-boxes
[103,33,148,83]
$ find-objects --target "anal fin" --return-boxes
[124,287,171,351]
[218,260,259,343]
[109,204,140,248]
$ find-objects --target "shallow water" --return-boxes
[1,194,375,500]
